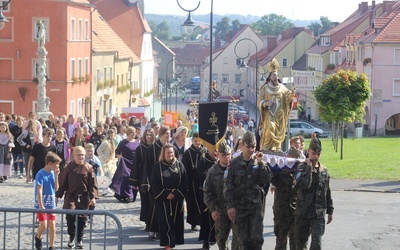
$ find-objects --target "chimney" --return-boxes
[372,0,375,9]
[215,36,221,50]
[361,2,368,13]
[266,36,278,52]
[369,10,375,28]
[386,3,393,15]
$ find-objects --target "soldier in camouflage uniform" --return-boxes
[223,131,271,250]
[203,142,233,250]
[295,138,334,250]
[271,147,302,250]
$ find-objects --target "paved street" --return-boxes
[1,178,399,249]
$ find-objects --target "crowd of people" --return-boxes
[0,110,333,250]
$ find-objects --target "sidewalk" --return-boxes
[331,179,400,193]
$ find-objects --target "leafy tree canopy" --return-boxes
[314,70,371,124]
[308,16,333,36]
[149,20,170,40]
[251,13,295,36]
[214,16,230,40]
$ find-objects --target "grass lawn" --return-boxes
[311,137,400,180]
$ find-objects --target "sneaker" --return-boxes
[191,225,200,231]
[18,175,24,179]
[77,241,84,249]
[67,238,75,248]
[48,247,54,250]
[34,235,42,250]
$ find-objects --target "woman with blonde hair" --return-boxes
[97,129,117,181]
[151,143,187,250]
[110,127,139,202]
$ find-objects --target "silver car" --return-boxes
[289,121,324,137]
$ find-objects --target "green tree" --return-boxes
[149,20,170,40]
[251,13,294,36]
[232,19,241,31]
[308,16,333,36]
[156,21,170,40]
[214,16,230,40]
[314,70,371,159]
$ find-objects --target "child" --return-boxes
[51,129,70,171]
[0,121,14,182]
[34,152,62,250]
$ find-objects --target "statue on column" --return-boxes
[258,58,294,152]
[37,20,50,113]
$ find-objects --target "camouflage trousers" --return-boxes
[213,214,240,250]
[295,217,325,250]
[232,211,264,250]
[273,208,295,250]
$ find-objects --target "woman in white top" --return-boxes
[97,129,117,180]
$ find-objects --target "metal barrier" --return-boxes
[0,207,123,250]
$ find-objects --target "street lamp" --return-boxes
[234,38,259,125]
[178,0,214,102]
[165,58,183,111]
[0,0,11,30]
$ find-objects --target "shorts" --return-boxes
[37,212,56,222]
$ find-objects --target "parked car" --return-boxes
[289,121,324,137]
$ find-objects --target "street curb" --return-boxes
[343,188,400,194]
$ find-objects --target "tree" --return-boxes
[232,19,241,31]
[308,16,333,36]
[314,70,371,159]
[149,20,170,40]
[251,13,294,36]
[214,16,230,40]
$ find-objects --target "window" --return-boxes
[117,75,120,87]
[70,59,76,80]
[212,74,218,82]
[33,59,49,79]
[103,67,107,81]
[78,58,82,78]
[235,74,241,83]
[78,19,83,40]
[395,49,400,65]
[109,67,113,80]
[96,68,101,84]
[84,58,89,75]
[33,18,49,41]
[1,0,10,11]
[282,58,288,68]
[71,18,76,40]
[222,74,228,83]
[77,99,82,118]
[70,100,75,117]
[236,58,242,66]
[393,79,400,96]
[84,20,89,40]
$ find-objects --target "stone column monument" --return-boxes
[36,20,52,119]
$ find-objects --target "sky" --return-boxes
[145,0,384,22]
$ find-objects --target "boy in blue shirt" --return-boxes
[34,152,62,250]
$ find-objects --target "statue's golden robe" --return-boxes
[258,82,293,151]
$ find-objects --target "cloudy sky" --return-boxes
[144,0,383,22]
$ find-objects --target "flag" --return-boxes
[198,102,229,151]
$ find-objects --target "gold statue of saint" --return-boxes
[258,58,293,152]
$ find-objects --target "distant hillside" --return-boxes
[145,13,314,38]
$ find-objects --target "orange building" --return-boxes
[0,0,92,118]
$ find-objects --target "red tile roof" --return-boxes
[88,0,152,57]
[374,11,400,43]
[92,11,139,61]
[308,3,381,54]
[171,44,209,65]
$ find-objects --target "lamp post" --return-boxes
[178,0,214,102]
[0,0,11,30]
[234,38,259,125]
[165,58,183,111]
